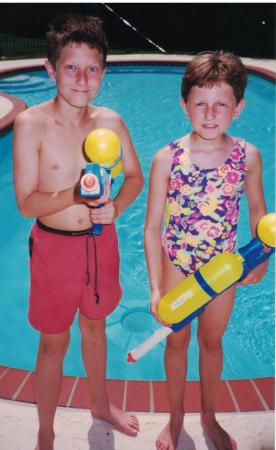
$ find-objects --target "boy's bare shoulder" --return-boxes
[14,100,53,131]
[90,105,124,129]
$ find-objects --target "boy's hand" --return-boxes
[150,290,171,326]
[238,260,268,286]
[89,199,117,224]
[74,176,111,207]
[85,181,111,207]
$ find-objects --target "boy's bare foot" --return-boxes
[156,413,184,450]
[92,403,140,436]
[201,414,237,450]
[34,430,55,450]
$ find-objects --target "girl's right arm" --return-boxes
[144,147,171,323]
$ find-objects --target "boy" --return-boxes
[13,13,143,450]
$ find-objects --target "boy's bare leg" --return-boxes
[156,327,190,450]
[79,313,140,436]
[34,331,70,450]
[198,286,237,450]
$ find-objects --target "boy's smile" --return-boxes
[46,43,106,110]
[182,82,245,142]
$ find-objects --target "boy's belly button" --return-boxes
[78,218,87,225]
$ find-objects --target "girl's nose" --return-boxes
[205,106,215,120]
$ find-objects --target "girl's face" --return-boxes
[181,82,245,142]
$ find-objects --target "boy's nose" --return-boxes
[76,70,88,85]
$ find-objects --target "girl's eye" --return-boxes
[216,102,226,107]
[88,67,97,73]
[196,102,205,107]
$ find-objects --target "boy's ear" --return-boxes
[234,97,246,119]
[45,60,56,81]
[180,97,189,117]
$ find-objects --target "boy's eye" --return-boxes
[66,65,77,71]
[216,102,226,107]
[88,66,97,73]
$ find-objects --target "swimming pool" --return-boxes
[0,65,274,381]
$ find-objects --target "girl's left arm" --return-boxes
[239,143,268,285]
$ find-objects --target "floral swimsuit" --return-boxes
[162,138,247,276]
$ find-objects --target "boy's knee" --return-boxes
[40,335,70,361]
[79,316,106,341]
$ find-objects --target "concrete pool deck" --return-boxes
[0,55,275,449]
[0,398,274,450]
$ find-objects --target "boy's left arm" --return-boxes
[89,113,144,225]
[238,143,268,286]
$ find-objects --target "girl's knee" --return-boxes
[167,328,191,351]
[198,333,222,353]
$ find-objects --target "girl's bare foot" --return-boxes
[156,413,184,450]
[92,403,140,436]
[201,414,237,450]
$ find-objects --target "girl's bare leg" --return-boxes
[156,251,190,450]
[198,286,237,450]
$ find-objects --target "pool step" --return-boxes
[0,74,54,93]
[0,366,274,413]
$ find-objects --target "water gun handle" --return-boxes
[238,237,275,280]
[91,204,104,236]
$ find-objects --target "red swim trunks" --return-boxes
[28,220,122,334]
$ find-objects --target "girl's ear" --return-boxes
[45,60,56,81]
[180,97,189,117]
[234,97,246,119]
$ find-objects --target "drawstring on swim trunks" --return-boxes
[85,234,100,304]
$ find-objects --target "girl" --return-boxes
[144,51,268,450]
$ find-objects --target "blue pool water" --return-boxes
[0,65,274,380]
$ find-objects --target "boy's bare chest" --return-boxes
[39,126,89,184]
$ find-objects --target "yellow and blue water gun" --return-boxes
[80,128,122,235]
[127,213,275,362]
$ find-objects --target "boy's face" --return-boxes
[181,82,245,141]
[45,42,106,109]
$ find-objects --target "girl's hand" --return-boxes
[238,260,268,286]
[150,290,171,326]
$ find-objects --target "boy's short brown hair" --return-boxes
[46,12,108,67]
[182,51,247,104]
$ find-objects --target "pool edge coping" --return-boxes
[0,365,274,413]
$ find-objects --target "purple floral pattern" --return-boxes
[163,138,247,275]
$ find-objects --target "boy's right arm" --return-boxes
[13,111,78,218]
[144,148,171,324]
